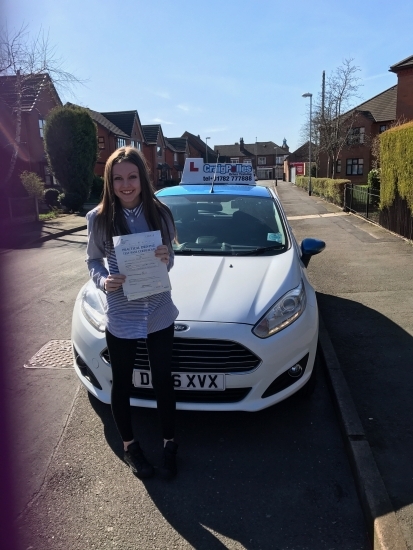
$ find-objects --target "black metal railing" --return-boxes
[344,184,381,223]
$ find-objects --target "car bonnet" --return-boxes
[169,246,302,324]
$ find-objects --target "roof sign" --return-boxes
[181,158,256,185]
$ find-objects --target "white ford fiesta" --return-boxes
[71,158,325,411]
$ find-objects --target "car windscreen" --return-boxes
[160,194,288,256]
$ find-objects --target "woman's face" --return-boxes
[112,161,142,209]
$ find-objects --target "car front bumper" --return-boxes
[71,290,319,412]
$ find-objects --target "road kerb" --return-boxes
[318,315,408,550]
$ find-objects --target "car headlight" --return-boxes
[252,280,306,338]
[81,286,106,332]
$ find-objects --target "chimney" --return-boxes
[240,137,244,151]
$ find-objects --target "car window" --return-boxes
[161,194,287,255]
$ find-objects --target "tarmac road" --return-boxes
[2,224,370,549]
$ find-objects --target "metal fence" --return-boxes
[344,184,380,223]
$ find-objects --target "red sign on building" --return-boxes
[290,162,305,175]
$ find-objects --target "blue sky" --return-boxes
[3,0,412,152]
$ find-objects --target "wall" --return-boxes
[396,68,413,121]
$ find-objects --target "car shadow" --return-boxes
[88,368,370,549]
[316,292,413,517]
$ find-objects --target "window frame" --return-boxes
[346,158,364,176]
[39,118,46,138]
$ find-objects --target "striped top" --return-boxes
[86,204,179,339]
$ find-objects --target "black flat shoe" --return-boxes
[160,440,178,480]
[124,441,154,479]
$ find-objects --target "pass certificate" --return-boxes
[112,231,171,300]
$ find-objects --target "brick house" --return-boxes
[181,131,218,163]
[318,54,413,182]
[142,125,168,188]
[389,55,413,121]
[165,137,190,183]
[214,138,289,179]
[285,141,317,181]
[0,73,62,193]
[100,110,145,156]
[318,86,397,182]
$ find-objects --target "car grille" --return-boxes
[130,387,252,403]
[101,337,260,374]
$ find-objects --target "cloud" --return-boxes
[155,91,170,99]
[363,72,390,82]
[152,117,174,125]
[176,104,202,113]
[204,127,227,133]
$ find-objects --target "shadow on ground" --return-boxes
[316,292,413,518]
[0,213,86,250]
[88,363,369,550]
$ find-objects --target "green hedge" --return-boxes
[380,121,413,211]
[295,176,350,206]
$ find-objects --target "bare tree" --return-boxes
[0,24,82,184]
[300,59,362,178]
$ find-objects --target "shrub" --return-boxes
[380,121,413,210]
[367,169,380,191]
[59,191,84,212]
[44,104,98,210]
[20,171,44,199]
[295,176,350,207]
[90,174,104,200]
[44,188,60,207]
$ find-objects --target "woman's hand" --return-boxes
[155,245,170,264]
[104,274,126,292]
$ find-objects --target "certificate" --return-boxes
[112,231,171,300]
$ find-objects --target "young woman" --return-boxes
[86,146,179,480]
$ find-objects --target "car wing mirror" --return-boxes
[300,238,326,267]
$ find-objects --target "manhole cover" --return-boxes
[24,340,73,369]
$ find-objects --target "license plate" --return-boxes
[133,370,226,391]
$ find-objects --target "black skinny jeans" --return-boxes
[105,324,175,442]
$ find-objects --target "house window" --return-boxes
[157,146,162,157]
[39,119,46,138]
[117,138,126,148]
[173,153,178,163]
[43,164,54,186]
[346,158,364,176]
[379,125,387,133]
[136,141,141,150]
[348,127,365,144]
[130,140,135,148]
[98,137,105,150]
[243,159,252,164]
[336,160,341,174]
[258,157,266,165]
[230,157,239,163]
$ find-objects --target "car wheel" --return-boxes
[297,345,320,399]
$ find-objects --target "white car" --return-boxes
[72,159,325,411]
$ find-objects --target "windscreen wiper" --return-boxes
[235,244,286,256]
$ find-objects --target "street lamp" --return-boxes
[205,137,211,163]
[302,92,312,196]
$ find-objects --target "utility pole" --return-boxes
[302,93,313,196]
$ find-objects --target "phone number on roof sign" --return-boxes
[203,175,253,182]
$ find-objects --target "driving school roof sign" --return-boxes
[181,158,255,185]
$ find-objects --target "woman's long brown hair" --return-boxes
[95,146,175,246]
